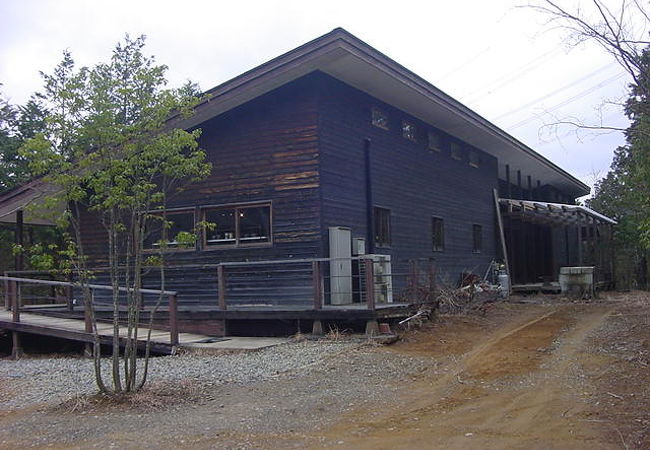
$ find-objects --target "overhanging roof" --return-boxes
[0,180,62,225]
[171,27,590,198]
[499,198,616,227]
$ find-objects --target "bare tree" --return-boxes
[527,1,649,95]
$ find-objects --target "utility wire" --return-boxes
[460,47,563,104]
[492,63,618,121]
[504,71,627,131]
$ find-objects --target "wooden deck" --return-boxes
[0,309,217,355]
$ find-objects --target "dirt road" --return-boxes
[1,293,648,449]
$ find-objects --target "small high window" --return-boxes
[373,207,391,247]
[451,142,462,160]
[472,224,483,253]
[371,108,389,130]
[432,217,444,252]
[204,204,271,247]
[428,131,442,152]
[469,150,480,168]
[144,210,196,250]
[402,121,416,141]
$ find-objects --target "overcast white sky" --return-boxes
[0,0,637,196]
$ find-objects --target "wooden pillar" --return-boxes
[168,293,179,346]
[527,176,532,200]
[217,265,227,310]
[517,170,522,199]
[505,165,512,198]
[536,180,541,201]
[3,273,9,311]
[10,280,22,359]
[577,226,583,266]
[312,260,324,335]
[84,289,93,357]
[15,210,24,272]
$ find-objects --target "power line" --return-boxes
[504,71,627,131]
[460,47,564,104]
[492,63,618,121]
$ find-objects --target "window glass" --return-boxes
[432,217,444,252]
[402,121,416,141]
[428,131,442,152]
[371,108,389,129]
[239,206,271,243]
[373,207,391,247]
[144,211,195,249]
[204,204,271,247]
[451,142,462,160]
[205,208,236,246]
[473,224,483,253]
[469,150,480,168]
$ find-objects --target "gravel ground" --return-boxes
[0,340,359,409]
[0,338,434,448]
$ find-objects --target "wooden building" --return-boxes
[0,28,615,333]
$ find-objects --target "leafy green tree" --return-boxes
[21,35,210,393]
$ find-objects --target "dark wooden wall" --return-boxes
[79,76,323,306]
[315,72,498,288]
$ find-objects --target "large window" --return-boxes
[432,217,444,252]
[373,207,391,247]
[204,204,271,247]
[144,210,196,250]
[473,224,483,253]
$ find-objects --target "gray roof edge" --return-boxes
[170,27,591,196]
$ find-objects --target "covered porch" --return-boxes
[497,198,616,290]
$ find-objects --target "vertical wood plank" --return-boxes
[312,261,322,310]
[217,265,227,310]
[10,280,18,323]
[169,294,179,346]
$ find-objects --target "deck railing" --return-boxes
[0,275,179,346]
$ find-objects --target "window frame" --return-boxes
[469,150,480,168]
[450,142,463,160]
[201,201,273,250]
[428,131,442,152]
[472,224,483,253]
[432,216,445,252]
[144,208,197,252]
[373,206,392,248]
[401,120,417,142]
[371,107,389,130]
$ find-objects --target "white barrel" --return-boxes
[498,272,510,298]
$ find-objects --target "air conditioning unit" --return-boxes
[360,254,393,304]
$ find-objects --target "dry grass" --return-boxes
[54,379,206,413]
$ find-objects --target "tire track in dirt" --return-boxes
[313,304,616,449]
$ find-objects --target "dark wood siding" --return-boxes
[316,72,498,285]
[79,76,322,306]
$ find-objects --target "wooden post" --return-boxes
[10,279,21,359]
[364,259,375,311]
[493,189,511,291]
[527,175,532,200]
[83,288,93,358]
[10,280,19,323]
[217,265,227,310]
[4,273,10,311]
[505,164,511,198]
[169,294,179,346]
[65,285,73,311]
[312,261,322,310]
[15,210,24,273]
